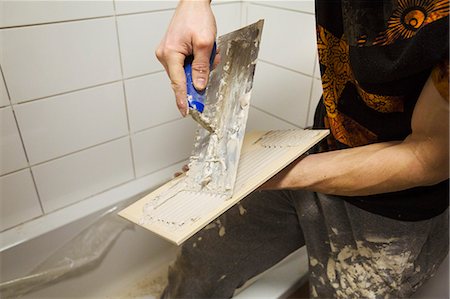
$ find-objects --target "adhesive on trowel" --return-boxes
[184,20,264,197]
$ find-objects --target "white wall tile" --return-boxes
[307,78,323,127]
[117,11,172,78]
[15,83,129,165]
[132,118,196,177]
[0,0,115,28]
[247,4,316,75]
[125,72,180,132]
[0,107,28,176]
[213,3,242,36]
[249,1,315,14]
[314,53,321,79]
[251,61,312,127]
[0,74,9,107]
[115,0,177,15]
[246,106,298,132]
[0,169,42,231]
[0,18,121,103]
[32,138,134,213]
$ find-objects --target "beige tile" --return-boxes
[307,78,323,127]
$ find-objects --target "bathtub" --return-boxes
[1,186,447,299]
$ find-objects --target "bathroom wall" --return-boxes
[244,0,322,131]
[0,0,321,249]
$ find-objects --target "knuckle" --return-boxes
[194,37,213,50]
[191,62,209,74]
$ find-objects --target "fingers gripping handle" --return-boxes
[184,42,217,113]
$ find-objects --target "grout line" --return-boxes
[250,105,303,129]
[0,64,45,214]
[112,0,137,179]
[135,157,189,180]
[0,117,186,180]
[25,135,129,170]
[246,1,315,15]
[131,117,183,136]
[0,1,240,30]
[0,15,115,30]
[258,59,315,78]
[12,70,166,106]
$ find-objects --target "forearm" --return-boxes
[270,139,447,196]
[264,76,449,196]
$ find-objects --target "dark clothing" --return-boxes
[312,0,449,221]
[162,191,449,298]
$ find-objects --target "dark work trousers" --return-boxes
[161,190,449,299]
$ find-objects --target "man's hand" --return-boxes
[156,0,218,116]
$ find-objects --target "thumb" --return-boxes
[191,40,214,91]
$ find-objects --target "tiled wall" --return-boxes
[0,0,242,232]
[244,1,323,131]
[0,0,322,234]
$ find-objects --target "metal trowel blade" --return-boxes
[184,20,264,197]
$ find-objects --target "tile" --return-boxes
[0,169,42,231]
[249,1,315,14]
[15,82,128,165]
[0,18,121,103]
[117,11,172,77]
[32,138,134,213]
[132,118,197,177]
[314,53,321,79]
[246,107,298,132]
[0,107,28,175]
[307,78,323,127]
[247,4,316,75]
[212,3,242,36]
[0,74,9,107]
[0,0,114,28]
[251,61,312,127]
[125,72,180,132]
[115,0,177,15]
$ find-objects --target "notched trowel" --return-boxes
[184,20,264,197]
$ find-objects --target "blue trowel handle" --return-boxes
[184,42,217,113]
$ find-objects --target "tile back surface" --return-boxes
[15,82,129,164]
[0,107,28,175]
[0,169,42,231]
[33,138,134,213]
[0,0,115,28]
[1,18,121,103]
